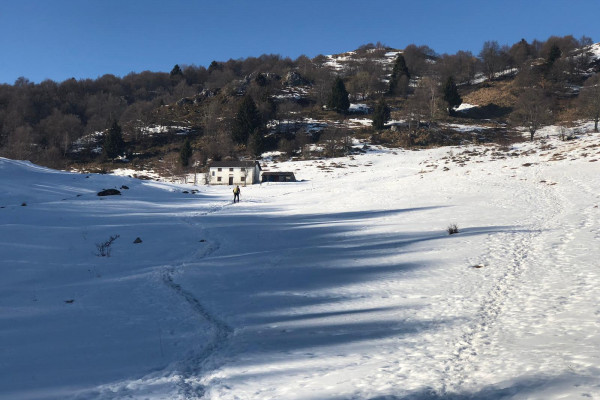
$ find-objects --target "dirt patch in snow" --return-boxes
[463,80,518,109]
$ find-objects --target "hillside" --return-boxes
[1,36,600,177]
[1,122,599,399]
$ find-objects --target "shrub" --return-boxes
[447,224,459,235]
[96,234,120,257]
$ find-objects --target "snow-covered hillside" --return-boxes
[1,126,600,399]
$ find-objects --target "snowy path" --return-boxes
[162,205,234,399]
[436,164,566,396]
[162,265,233,398]
[427,146,600,398]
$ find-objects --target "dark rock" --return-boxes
[97,189,121,196]
[133,237,143,244]
[120,185,129,190]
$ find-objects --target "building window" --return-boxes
[211,171,215,176]
[229,168,234,171]
[217,177,222,182]
[217,168,222,172]
[241,176,246,181]
[241,168,246,171]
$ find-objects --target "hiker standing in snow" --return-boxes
[233,185,240,203]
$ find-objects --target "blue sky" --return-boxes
[0,0,598,84]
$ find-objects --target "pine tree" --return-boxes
[372,97,391,130]
[170,64,183,78]
[247,128,265,158]
[388,54,410,95]
[208,61,222,74]
[547,44,562,67]
[232,95,261,144]
[103,120,124,160]
[180,138,193,167]
[442,76,462,115]
[327,77,350,114]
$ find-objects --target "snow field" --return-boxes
[1,128,600,399]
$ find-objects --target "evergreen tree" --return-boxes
[254,73,267,87]
[327,77,350,114]
[547,44,562,67]
[372,97,391,130]
[180,137,193,167]
[442,76,462,115]
[247,128,265,158]
[103,120,124,160]
[232,95,261,144]
[208,60,222,74]
[170,64,183,78]
[388,54,410,95]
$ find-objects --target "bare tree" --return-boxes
[403,44,437,77]
[479,41,503,80]
[347,71,371,101]
[38,109,83,155]
[5,125,34,160]
[320,126,350,158]
[511,88,552,141]
[579,73,600,132]
[509,39,533,67]
[202,99,221,135]
[435,51,477,85]
[414,76,441,125]
[399,97,422,136]
[203,127,234,161]
[311,68,335,106]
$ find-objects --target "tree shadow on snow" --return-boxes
[176,205,524,364]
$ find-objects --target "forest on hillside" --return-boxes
[1,34,599,172]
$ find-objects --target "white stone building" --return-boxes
[208,161,261,185]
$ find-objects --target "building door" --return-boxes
[228,176,234,185]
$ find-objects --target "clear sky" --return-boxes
[0,0,598,84]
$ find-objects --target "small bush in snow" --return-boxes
[447,224,459,235]
[96,234,120,257]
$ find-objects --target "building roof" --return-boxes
[209,160,261,169]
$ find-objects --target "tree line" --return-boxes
[362,35,600,144]
[1,35,598,169]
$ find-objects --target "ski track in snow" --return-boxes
[434,154,600,398]
[438,166,562,396]
[162,201,234,399]
[161,265,232,399]
[78,201,233,400]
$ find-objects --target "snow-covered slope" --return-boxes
[1,126,600,399]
